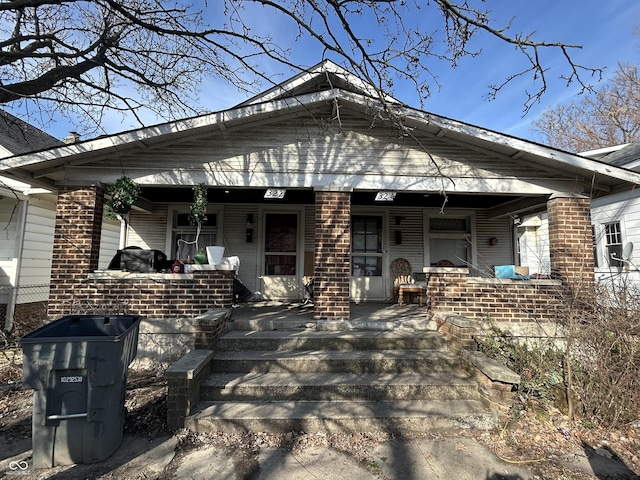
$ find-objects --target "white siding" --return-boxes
[128,206,169,251]
[475,211,515,276]
[0,196,22,286]
[387,207,424,276]
[98,218,122,269]
[221,204,259,292]
[17,196,56,287]
[517,214,550,276]
[592,191,640,278]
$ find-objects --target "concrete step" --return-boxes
[185,399,498,434]
[217,330,447,352]
[212,349,460,374]
[227,317,316,331]
[201,372,479,402]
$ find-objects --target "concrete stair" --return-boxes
[184,318,498,435]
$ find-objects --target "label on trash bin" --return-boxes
[60,375,84,383]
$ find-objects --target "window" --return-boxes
[428,215,470,267]
[604,221,623,267]
[352,215,382,276]
[264,213,297,275]
[172,211,217,261]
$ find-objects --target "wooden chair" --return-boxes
[436,259,454,267]
[391,257,412,303]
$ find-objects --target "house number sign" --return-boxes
[375,191,397,201]
[264,188,286,199]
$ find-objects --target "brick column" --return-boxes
[547,195,595,296]
[48,185,105,317]
[314,189,351,321]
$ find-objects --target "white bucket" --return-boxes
[206,246,225,265]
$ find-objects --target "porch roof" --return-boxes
[1,61,640,199]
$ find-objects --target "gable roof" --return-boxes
[237,60,397,107]
[600,142,640,170]
[1,61,640,199]
[0,110,63,196]
[0,110,63,157]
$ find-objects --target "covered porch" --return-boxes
[1,61,637,325]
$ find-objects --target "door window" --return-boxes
[352,215,382,276]
[264,213,297,275]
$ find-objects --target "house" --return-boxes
[517,142,640,292]
[0,110,120,331]
[1,61,640,327]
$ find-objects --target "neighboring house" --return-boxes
[518,142,640,290]
[1,61,640,325]
[0,110,120,331]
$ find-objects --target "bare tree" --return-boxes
[0,0,600,133]
[532,62,640,152]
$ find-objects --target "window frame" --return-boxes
[603,221,624,268]
[424,211,476,268]
[165,205,222,261]
[351,214,384,277]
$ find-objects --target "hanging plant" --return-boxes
[105,176,140,219]
[188,183,208,226]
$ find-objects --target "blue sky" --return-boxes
[22,1,640,144]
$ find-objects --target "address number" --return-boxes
[375,191,397,201]
[264,188,286,199]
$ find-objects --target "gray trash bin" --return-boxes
[20,314,142,468]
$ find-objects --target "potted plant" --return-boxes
[189,184,208,263]
[105,176,140,243]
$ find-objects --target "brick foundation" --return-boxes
[314,190,351,320]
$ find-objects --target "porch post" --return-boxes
[313,188,351,321]
[547,194,595,297]
[48,185,105,317]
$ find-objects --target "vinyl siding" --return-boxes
[98,218,122,269]
[0,197,22,286]
[17,196,56,287]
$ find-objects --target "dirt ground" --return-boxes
[1,342,640,480]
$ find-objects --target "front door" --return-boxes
[351,214,385,301]
[260,212,301,300]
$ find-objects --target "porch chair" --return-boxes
[391,257,412,303]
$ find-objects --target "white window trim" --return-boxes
[602,220,624,268]
[165,204,224,259]
[423,209,476,268]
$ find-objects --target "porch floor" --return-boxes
[229,301,435,331]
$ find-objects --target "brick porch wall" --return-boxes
[427,271,564,323]
[47,185,234,320]
[314,190,351,321]
[52,271,235,319]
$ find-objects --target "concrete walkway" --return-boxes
[0,433,537,479]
